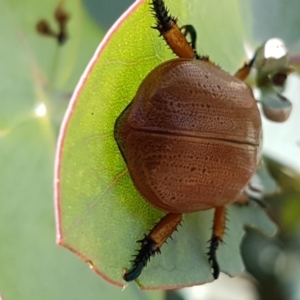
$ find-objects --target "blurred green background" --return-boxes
[1,0,300,299]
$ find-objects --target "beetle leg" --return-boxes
[234,55,256,81]
[207,206,226,279]
[151,0,210,61]
[234,192,250,205]
[150,0,218,65]
[235,191,266,208]
[179,25,213,63]
[123,212,182,282]
[150,0,195,59]
[179,24,199,57]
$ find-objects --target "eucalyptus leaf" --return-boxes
[0,0,150,299]
[56,0,277,289]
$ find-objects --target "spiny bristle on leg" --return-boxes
[150,0,177,32]
[206,206,227,279]
[207,236,221,279]
[123,213,182,282]
[123,236,159,282]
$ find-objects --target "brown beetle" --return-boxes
[114,0,262,282]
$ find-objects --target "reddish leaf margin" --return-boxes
[54,0,146,288]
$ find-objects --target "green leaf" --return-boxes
[0,0,159,299]
[56,0,277,289]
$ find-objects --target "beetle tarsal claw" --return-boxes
[123,236,158,282]
[206,235,221,279]
[208,256,220,279]
[123,262,144,282]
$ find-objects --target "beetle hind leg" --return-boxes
[235,190,267,208]
[123,212,182,282]
[207,206,227,279]
[207,236,221,279]
[123,235,157,282]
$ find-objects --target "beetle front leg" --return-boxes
[151,0,195,59]
[151,0,216,63]
[207,205,227,279]
[234,56,256,81]
[123,212,182,282]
